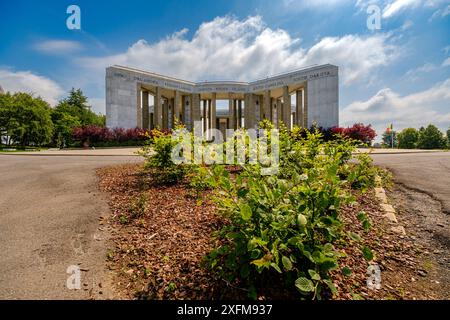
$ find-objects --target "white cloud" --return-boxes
[79,15,397,86]
[341,78,450,138]
[430,3,450,20]
[401,19,414,30]
[443,57,450,67]
[34,40,83,55]
[404,62,437,81]
[383,0,422,18]
[0,69,64,105]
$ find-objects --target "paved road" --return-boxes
[0,154,140,299]
[371,152,450,214]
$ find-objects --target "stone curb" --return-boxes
[374,177,406,236]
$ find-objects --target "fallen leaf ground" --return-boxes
[97,163,441,300]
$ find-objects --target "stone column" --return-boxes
[276,99,282,127]
[283,86,291,129]
[211,93,217,131]
[263,90,271,122]
[162,98,169,129]
[303,85,308,129]
[296,90,303,128]
[142,90,149,129]
[244,94,250,129]
[174,90,181,126]
[228,94,235,130]
[169,98,175,129]
[202,99,207,135]
[237,100,243,129]
[191,94,201,129]
[154,87,162,128]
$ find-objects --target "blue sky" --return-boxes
[0,0,449,137]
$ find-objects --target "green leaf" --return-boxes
[308,269,321,281]
[319,259,338,272]
[240,203,252,221]
[362,220,371,231]
[270,262,282,273]
[348,231,361,242]
[323,279,337,295]
[362,246,374,261]
[282,256,293,271]
[295,277,314,293]
[251,257,270,269]
[297,214,307,226]
[342,267,352,276]
[237,188,249,198]
[357,211,366,222]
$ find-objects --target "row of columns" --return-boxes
[139,85,308,132]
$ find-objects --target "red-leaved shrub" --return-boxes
[72,125,151,147]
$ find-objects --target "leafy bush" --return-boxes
[188,166,213,197]
[290,123,376,145]
[0,92,54,147]
[397,128,419,149]
[204,129,377,299]
[140,128,186,185]
[72,125,149,147]
[417,124,447,149]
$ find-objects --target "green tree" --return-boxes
[0,93,13,145]
[0,92,54,147]
[381,130,398,148]
[55,88,105,127]
[397,128,419,149]
[51,111,81,148]
[446,128,450,148]
[417,124,446,149]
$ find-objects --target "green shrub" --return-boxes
[345,153,378,192]
[204,130,374,299]
[188,166,213,197]
[140,128,187,185]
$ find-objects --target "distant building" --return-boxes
[0,85,4,94]
[105,64,339,133]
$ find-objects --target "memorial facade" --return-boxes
[105,64,339,134]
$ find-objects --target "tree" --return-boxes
[397,128,419,149]
[446,128,450,148]
[55,88,105,127]
[417,124,446,149]
[381,130,397,148]
[51,111,81,148]
[343,123,377,145]
[0,92,54,147]
[0,92,13,145]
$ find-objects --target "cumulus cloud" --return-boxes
[443,57,450,67]
[341,78,450,138]
[79,15,396,86]
[430,3,450,20]
[34,40,83,55]
[0,69,64,105]
[404,62,437,81]
[383,0,422,18]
